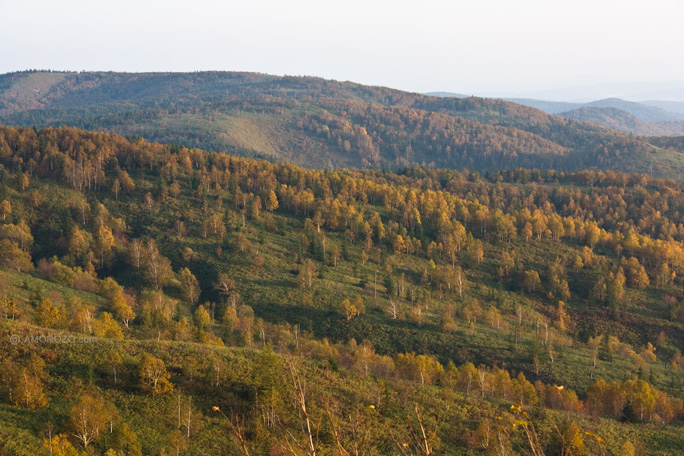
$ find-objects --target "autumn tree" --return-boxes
[111,422,142,456]
[0,200,11,221]
[128,239,143,269]
[193,304,211,329]
[339,295,365,321]
[655,263,675,288]
[458,362,478,397]
[621,257,649,289]
[512,372,538,406]
[297,259,317,288]
[179,267,201,306]
[214,273,236,298]
[101,277,135,327]
[69,392,112,448]
[3,353,49,409]
[264,189,279,212]
[523,270,541,294]
[139,354,174,396]
[556,301,570,332]
[607,268,626,316]
[522,223,533,242]
[143,240,174,289]
[591,277,607,302]
[117,169,135,193]
[43,433,86,456]
[0,239,33,271]
[112,178,121,200]
[499,250,515,277]
[94,225,115,268]
[393,234,406,254]
[95,312,124,339]
[234,232,251,253]
[104,349,123,384]
[338,299,353,321]
[486,305,503,330]
[620,441,636,456]
[249,195,261,220]
[585,222,600,248]
[440,308,457,333]
[34,298,64,328]
[548,260,571,300]
[548,418,585,456]
[113,296,136,328]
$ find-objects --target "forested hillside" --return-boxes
[2,71,684,180]
[1,126,684,453]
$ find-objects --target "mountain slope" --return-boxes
[1,126,684,453]
[1,71,684,179]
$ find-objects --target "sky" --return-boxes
[1,0,683,100]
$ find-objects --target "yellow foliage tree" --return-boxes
[139,354,174,396]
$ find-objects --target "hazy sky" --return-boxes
[1,0,683,98]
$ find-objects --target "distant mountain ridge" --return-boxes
[497,97,684,136]
[499,97,683,122]
[584,98,683,122]
[642,100,684,115]
[424,91,468,98]
[496,98,578,115]
[560,106,684,136]
[482,81,684,102]
[1,70,684,179]
[429,91,684,124]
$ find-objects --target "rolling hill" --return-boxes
[2,71,684,179]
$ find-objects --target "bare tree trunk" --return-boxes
[182,397,192,439]
[324,403,351,456]
[414,403,432,455]
[288,358,317,456]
